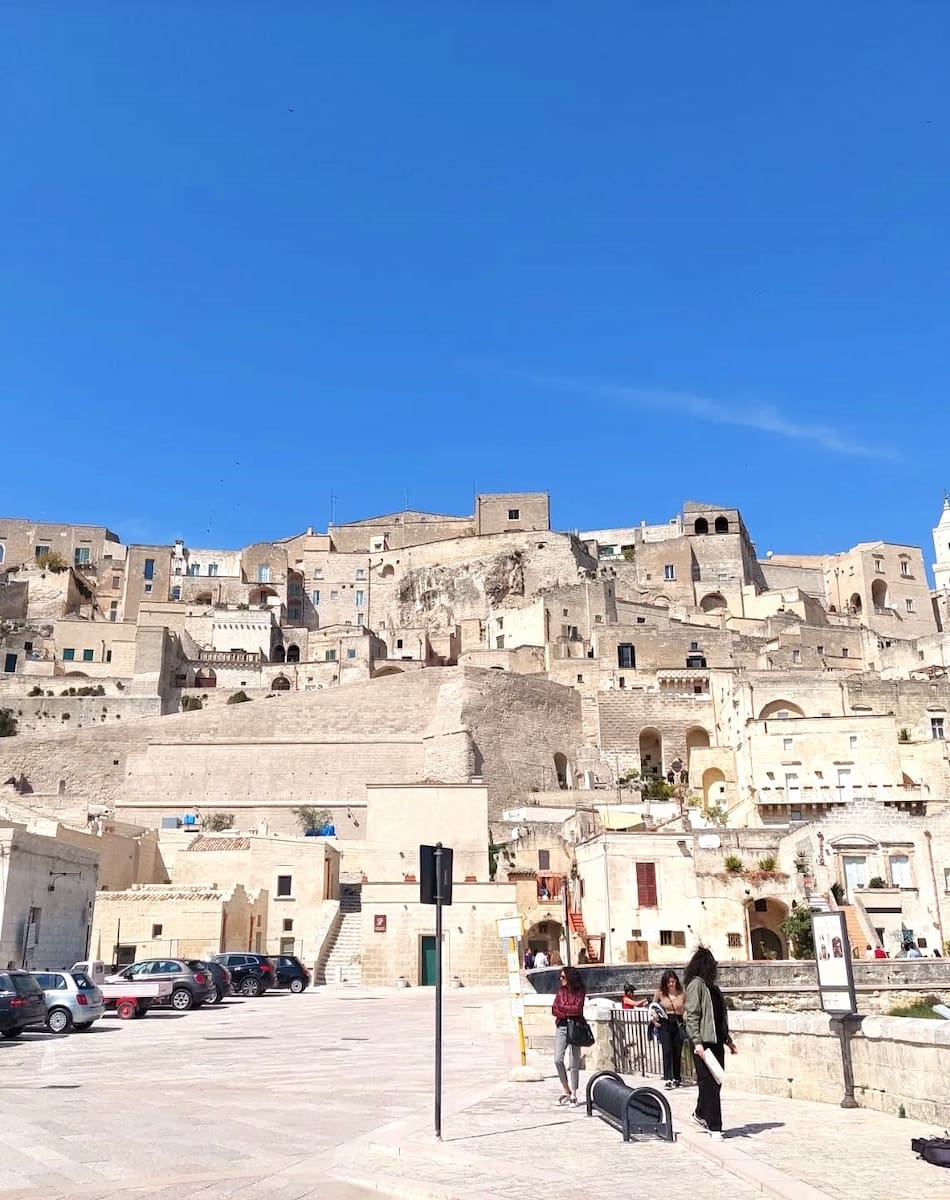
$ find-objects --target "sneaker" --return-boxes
[691,1112,708,1130]
[664,1080,673,1090]
[709,1131,724,1142]
[672,1080,681,1089]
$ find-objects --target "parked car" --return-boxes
[0,969,47,1038]
[200,959,232,1005]
[272,954,311,993]
[110,959,216,1011]
[212,952,275,997]
[30,970,105,1034]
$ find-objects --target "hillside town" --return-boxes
[2,492,950,985]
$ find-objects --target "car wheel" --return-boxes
[241,977,262,997]
[289,978,305,994]
[211,985,224,1005]
[115,1000,137,1020]
[1,1028,22,1039]
[47,1008,73,1035]
[171,987,194,1011]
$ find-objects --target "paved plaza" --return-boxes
[0,986,943,1199]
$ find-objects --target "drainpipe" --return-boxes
[925,830,945,953]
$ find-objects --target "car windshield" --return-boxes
[13,974,44,996]
[71,973,95,989]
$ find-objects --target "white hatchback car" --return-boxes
[30,970,105,1034]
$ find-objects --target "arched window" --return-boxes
[0,543,5,564]
[757,699,806,720]
[271,675,291,691]
[714,516,729,534]
[194,668,217,689]
[693,518,709,536]
[272,645,285,663]
[699,592,728,614]
[286,645,300,663]
[871,579,889,611]
[380,564,395,579]
[639,728,662,778]
[553,752,570,789]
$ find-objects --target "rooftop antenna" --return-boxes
[329,493,338,525]
[405,486,410,512]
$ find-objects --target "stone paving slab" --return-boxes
[0,986,944,1200]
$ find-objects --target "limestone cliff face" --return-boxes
[389,551,526,629]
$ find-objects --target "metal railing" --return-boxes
[608,1009,695,1083]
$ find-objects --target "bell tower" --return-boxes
[933,495,950,592]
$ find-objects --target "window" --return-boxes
[849,735,858,749]
[151,924,163,938]
[276,875,293,897]
[396,638,403,649]
[111,575,120,588]
[635,862,657,907]
[257,564,271,583]
[82,649,94,662]
[663,564,675,581]
[143,558,155,580]
[874,558,884,573]
[63,648,75,661]
[905,598,915,613]
[792,649,801,664]
[356,613,364,625]
[841,648,849,658]
[35,545,50,559]
[783,737,793,750]
[617,643,636,669]
[686,654,707,669]
[576,673,583,683]
[507,509,520,520]
[188,562,200,576]
[288,606,301,622]
[538,850,550,871]
[356,568,366,580]
[817,645,824,656]
[346,648,357,659]
[171,586,182,600]
[313,568,324,579]
[932,717,945,741]
[889,854,911,888]
[601,546,616,557]
[727,932,743,949]
[208,563,218,576]
[497,617,504,630]
[325,649,336,662]
[690,642,699,652]
[74,547,90,565]
[659,930,686,947]
[283,918,294,932]
[754,898,769,913]
[144,583,153,594]
[312,591,320,605]
[289,583,302,598]
[105,650,112,663]
[900,560,910,577]
[355,590,364,606]
[330,590,339,600]
[496,635,505,649]
[619,677,626,688]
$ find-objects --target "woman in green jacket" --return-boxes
[684,947,736,1140]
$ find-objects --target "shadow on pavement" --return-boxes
[726,1121,785,1138]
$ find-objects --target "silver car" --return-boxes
[31,970,105,1034]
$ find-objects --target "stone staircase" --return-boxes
[322,884,363,985]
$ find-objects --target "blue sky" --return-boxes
[2,3,947,563]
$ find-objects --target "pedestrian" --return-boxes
[534,947,549,969]
[577,947,589,964]
[549,948,563,967]
[524,947,535,970]
[864,944,874,960]
[621,983,645,1009]
[906,942,922,958]
[552,965,586,1106]
[874,945,887,959]
[684,946,736,1142]
[652,969,686,1089]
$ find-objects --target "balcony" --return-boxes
[536,874,564,901]
[193,650,264,667]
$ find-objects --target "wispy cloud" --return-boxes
[505,370,899,462]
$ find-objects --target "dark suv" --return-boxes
[273,954,311,993]
[111,959,216,1011]
[212,952,275,997]
[0,970,47,1038]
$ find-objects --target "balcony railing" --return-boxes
[193,650,264,667]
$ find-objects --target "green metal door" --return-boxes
[421,936,437,986]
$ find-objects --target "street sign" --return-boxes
[496,915,524,939]
[420,844,454,906]
[811,910,858,1015]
